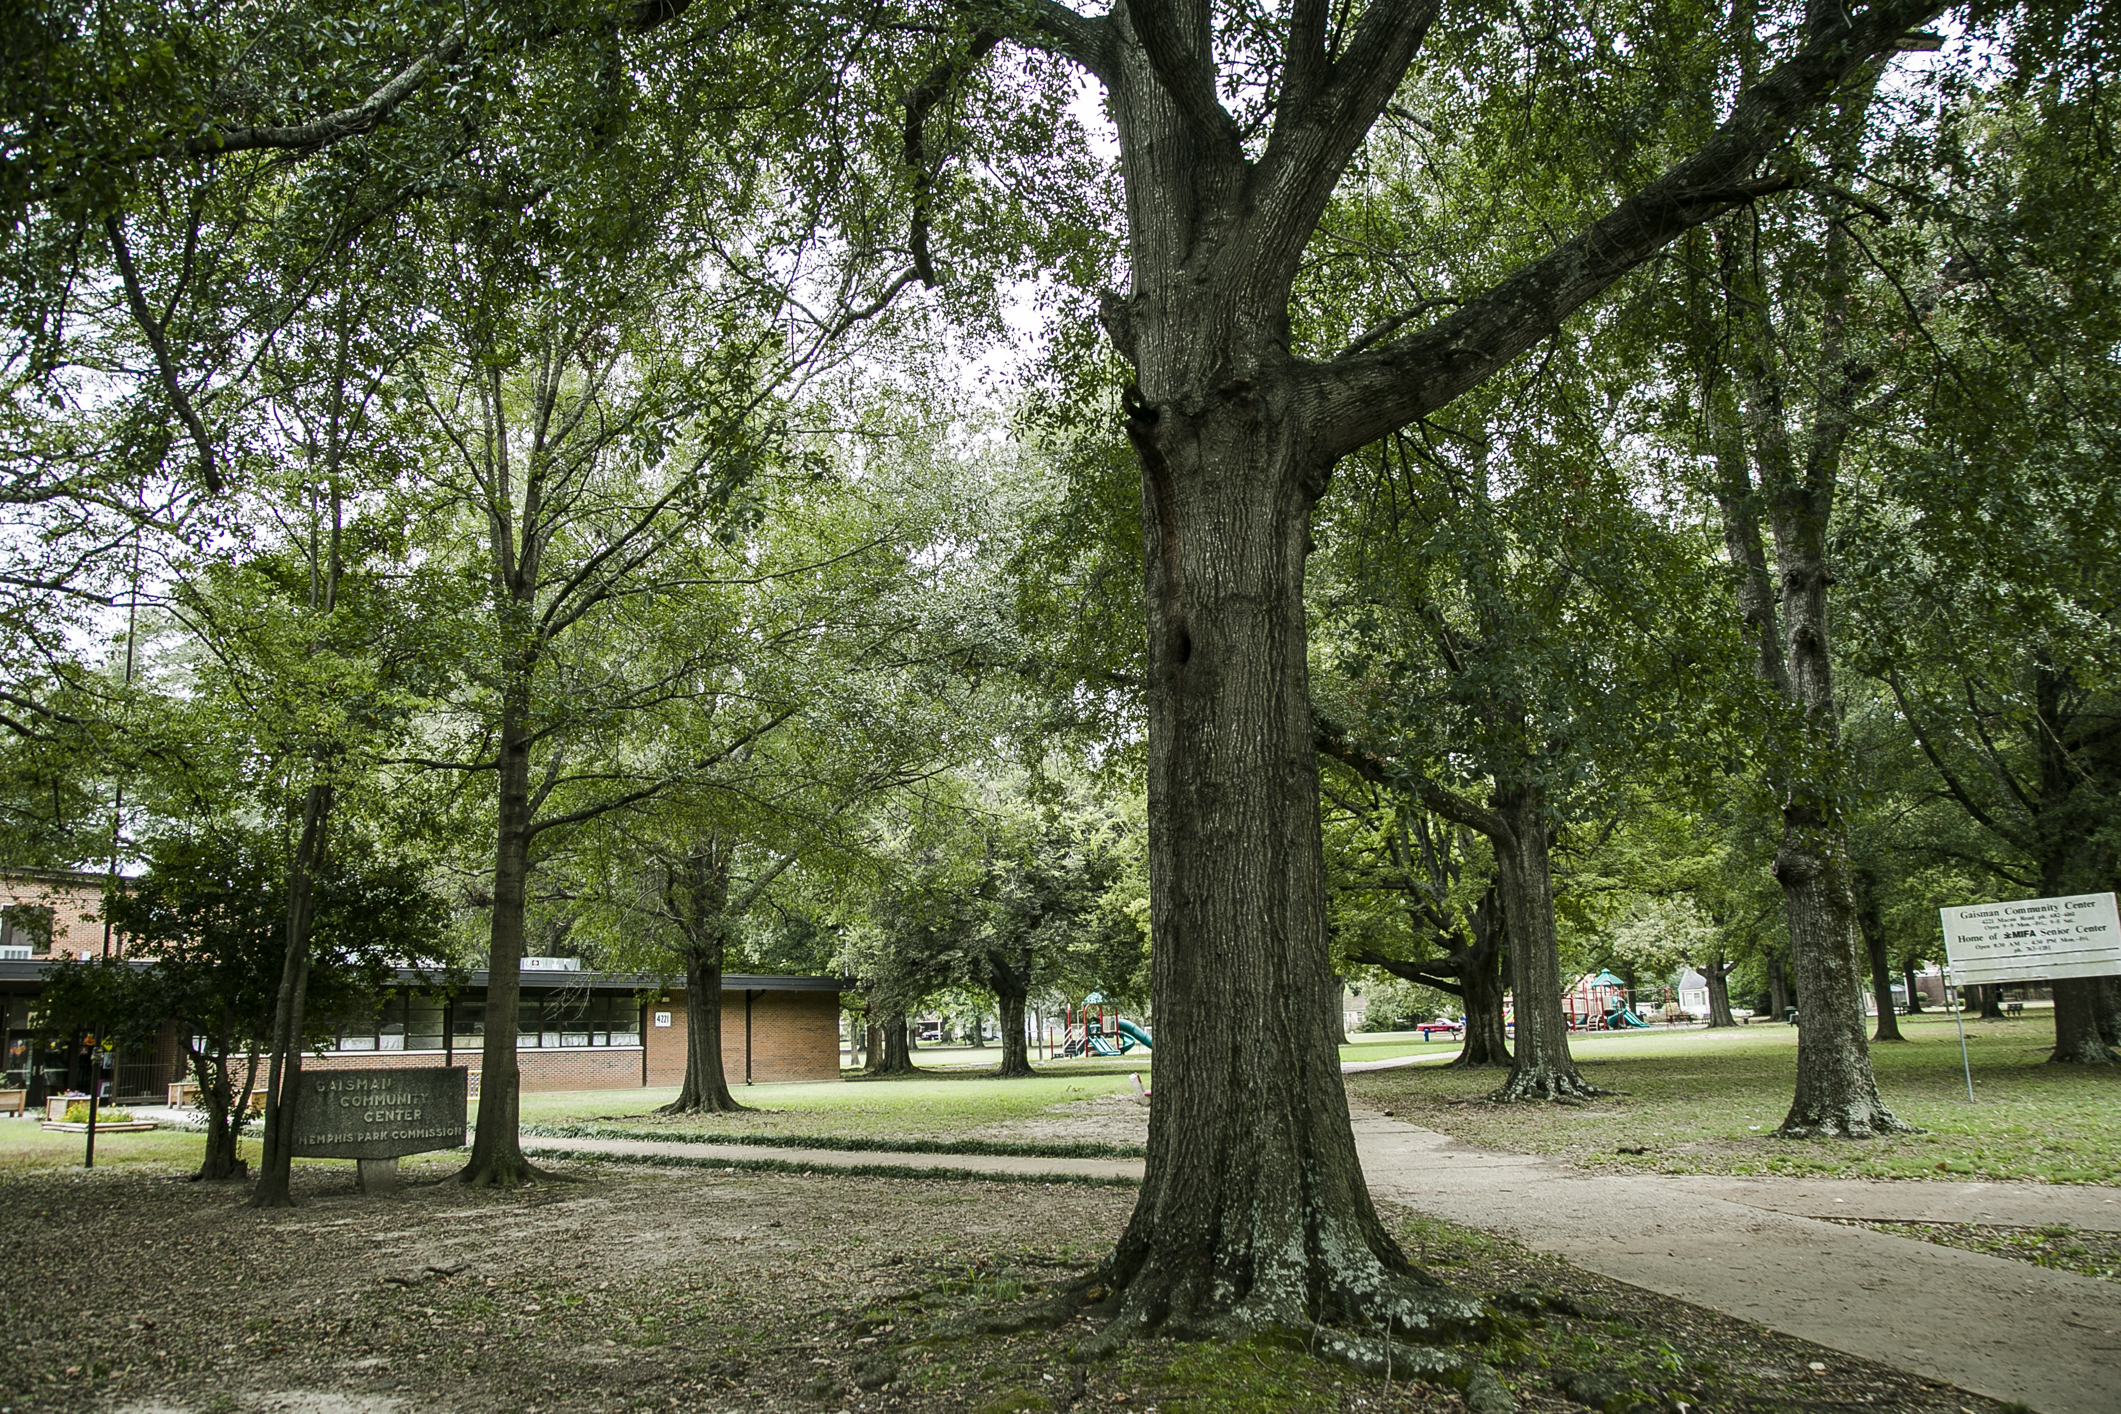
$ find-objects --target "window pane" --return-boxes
[406,1000,445,1051]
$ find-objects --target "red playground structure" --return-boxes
[1564,970,1652,1030]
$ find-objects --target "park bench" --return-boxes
[0,1087,25,1117]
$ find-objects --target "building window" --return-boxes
[327,990,643,1051]
[513,992,642,1048]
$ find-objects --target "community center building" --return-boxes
[1,868,842,1107]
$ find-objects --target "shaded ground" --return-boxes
[514,1069,1150,1146]
[1345,1014,2121,1183]
[963,1089,1149,1149]
[1835,1219,2121,1283]
[1,1156,2022,1414]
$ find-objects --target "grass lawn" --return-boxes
[1347,1011,2121,1183]
[0,1118,471,1181]
[516,1062,1153,1143]
[1340,1036,1465,1064]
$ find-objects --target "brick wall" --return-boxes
[643,989,840,1087]
[0,874,108,959]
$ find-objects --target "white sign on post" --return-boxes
[1938,892,2121,986]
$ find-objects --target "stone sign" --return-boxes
[290,1067,467,1160]
[1939,891,2121,987]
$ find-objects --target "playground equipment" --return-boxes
[1565,970,1657,1031]
[1602,1000,1652,1028]
[1053,999,1153,1057]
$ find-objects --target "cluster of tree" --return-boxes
[5,0,2117,1356]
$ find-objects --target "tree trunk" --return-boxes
[2049,977,2115,1065]
[664,945,749,1110]
[867,1015,915,1075]
[1488,788,1596,1101]
[1094,138,1470,1338]
[251,780,332,1207]
[1325,973,1349,1048]
[1902,963,1925,1014]
[461,692,545,1186]
[1452,890,1510,1068]
[966,1012,987,1048]
[1855,871,1903,1043]
[996,986,1033,1078]
[1704,948,1737,1028]
[2095,977,2121,1049]
[1768,953,1790,1021]
[1773,824,1904,1134]
[193,1038,245,1182]
[1977,983,2006,1020]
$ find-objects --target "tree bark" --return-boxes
[867,1015,915,1074]
[1709,150,1906,1137]
[1453,888,1511,1067]
[996,986,1033,1078]
[1977,983,2006,1020]
[1487,787,1597,1101]
[1855,871,1903,1042]
[461,687,545,1186]
[251,781,332,1207]
[192,1027,251,1182]
[1325,972,1351,1048]
[1902,962,1925,1014]
[665,945,749,1109]
[2049,978,2114,1064]
[2095,977,2121,1049]
[1768,954,1790,1022]
[1704,948,1737,1028]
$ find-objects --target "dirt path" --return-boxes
[1351,1111,2121,1414]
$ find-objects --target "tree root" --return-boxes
[457,1154,575,1189]
[1485,1069,1610,1103]
[1777,1111,1917,1139]
[657,1095,753,1115]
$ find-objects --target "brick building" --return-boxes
[2,942,843,1103]
[0,868,112,960]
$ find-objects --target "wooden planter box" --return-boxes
[167,1082,266,1113]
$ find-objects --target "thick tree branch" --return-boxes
[1251,0,1440,273]
[1880,669,2026,848]
[184,27,470,156]
[1121,0,1242,157]
[999,0,1118,82]
[105,215,221,494]
[903,32,1003,286]
[1301,0,1946,460]
[1346,949,1465,999]
[1312,710,1513,843]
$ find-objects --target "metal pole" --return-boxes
[744,989,756,1085]
[1946,968,1975,1103]
[84,1037,101,1168]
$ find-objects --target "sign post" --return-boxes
[291,1067,468,1194]
[1938,891,2121,1103]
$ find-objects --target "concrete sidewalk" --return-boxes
[1352,1112,2121,1414]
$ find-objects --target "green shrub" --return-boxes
[62,1103,132,1124]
